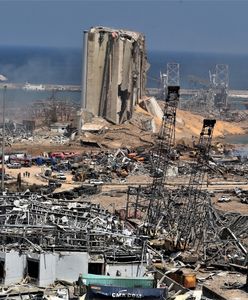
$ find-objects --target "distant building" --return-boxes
[82,26,149,125]
[23,120,35,132]
[50,122,69,134]
[23,82,45,91]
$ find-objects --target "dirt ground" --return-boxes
[5,164,248,215]
[198,270,247,299]
[212,193,248,215]
[3,110,248,299]
[175,109,245,139]
[5,165,80,192]
[7,102,247,155]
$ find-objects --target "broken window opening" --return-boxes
[118,86,130,124]
[0,260,5,283]
[27,259,39,282]
[88,263,104,275]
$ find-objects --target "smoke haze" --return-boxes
[0,46,82,85]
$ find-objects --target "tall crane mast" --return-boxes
[146,86,180,226]
[212,64,229,110]
[175,119,216,249]
[159,63,180,98]
[126,64,180,230]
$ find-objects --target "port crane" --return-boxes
[145,119,217,248]
[146,86,180,226]
[175,119,216,249]
[126,85,180,229]
[126,64,180,233]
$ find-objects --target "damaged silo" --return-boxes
[82,26,149,124]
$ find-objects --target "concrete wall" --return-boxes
[106,263,146,278]
[32,252,89,286]
[39,253,57,287]
[0,251,90,287]
[56,252,88,283]
[0,251,26,285]
[5,251,25,285]
[84,27,148,125]
[86,31,108,116]
[0,251,146,287]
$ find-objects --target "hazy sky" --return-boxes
[0,0,247,54]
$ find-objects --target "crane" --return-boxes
[175,119,216,249]
[125,86,180,229]
[146,86,180,226]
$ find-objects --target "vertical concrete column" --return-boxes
[78,30,88,134]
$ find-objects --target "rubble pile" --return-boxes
[220,109,248,122]
[8,132,70,146]
[233,187,248,203]
[217,160,248,179]
[0,121,33,145]
[128,186,248,265]
[1,126,71,147]
[0,93,247,298]
[126,119,248,278]
[69,148,150,184]
[0,192,143,258]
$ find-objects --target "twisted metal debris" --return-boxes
[0,192,143,259]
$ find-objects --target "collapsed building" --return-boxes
[0,26,248,299]
[81,26,149,125]
[0,193,145,287]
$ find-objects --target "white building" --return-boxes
[23,82,45,91]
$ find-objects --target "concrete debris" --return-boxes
[124,115,248,300]
[0,122,71,147]
[1,80,248,298]
[2,21,248,300]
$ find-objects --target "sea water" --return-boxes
[1,45,248,144]
[2,46,248,89]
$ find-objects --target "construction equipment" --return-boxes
[175,119,216,249]
[158,63,180,99]
[146,86,180,226]
[125,85,180,226]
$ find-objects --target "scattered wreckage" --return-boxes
[0,96,247,299]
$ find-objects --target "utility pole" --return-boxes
[1,85,6,191]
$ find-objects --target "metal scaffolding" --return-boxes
[126,85,180,232]
[146,86,180,225]
[175,119,216,249]
[167,63,180,86]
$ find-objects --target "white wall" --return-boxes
[4,251,25,285]
[51,128,67,134]
[56,252,88,283]
[39,253,57,287]
[0,251,145,288]
[0,251,90,287]
[106,263,146,278]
